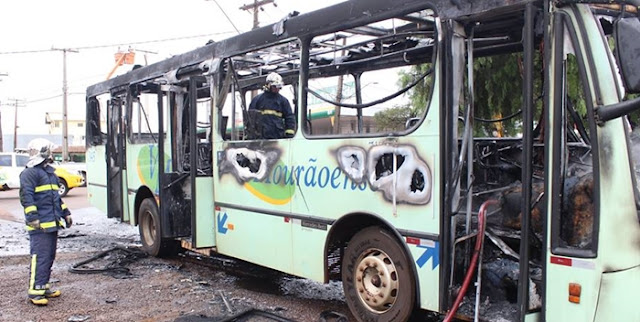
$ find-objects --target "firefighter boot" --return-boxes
[28,295,48,306]
[44,289,61,298]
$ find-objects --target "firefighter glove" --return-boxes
[64,215,72,228]
[27,219,41,230]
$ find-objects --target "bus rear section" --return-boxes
[85,0,640,321]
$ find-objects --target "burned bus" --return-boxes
[85,0,640,320]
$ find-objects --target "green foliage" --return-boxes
[566,54,587,116]
[371,64,432,132]
[396,52,550,137]
[373,106,416,131]
[473,54,524,136]
[397,64,434,116]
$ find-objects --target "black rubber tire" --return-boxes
[80,171,87,187]
[58,179,69,197]
[138,198,177,257]
[342,226,416,322]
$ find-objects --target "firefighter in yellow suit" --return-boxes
[20,140,72,306]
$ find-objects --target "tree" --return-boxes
[397,63,434,117]
[373,106,416,132]
[397,51,550,137]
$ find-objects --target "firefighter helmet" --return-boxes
[266,72,284,89]
[26,138,56,168]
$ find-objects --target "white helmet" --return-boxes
[266,72,284,89]
[26,138,56,168]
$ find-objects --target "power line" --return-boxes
[0,31,235,55]
[207,0,242,34]
[25,94,64,104]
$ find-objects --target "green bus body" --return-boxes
[85,0,640,320]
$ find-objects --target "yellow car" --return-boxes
[54,166,84,197]
[0,152,83,197]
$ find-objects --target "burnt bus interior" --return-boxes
[85,0,611,318]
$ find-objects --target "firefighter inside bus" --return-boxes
[246,72,296,140]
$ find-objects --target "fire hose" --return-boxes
[444,199,498,322]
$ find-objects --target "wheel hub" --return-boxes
[142,211,156,245]
[354,249,399,312]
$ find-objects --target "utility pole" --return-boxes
[332,38,347,134]
[52,48,78,162]
[0,99,3,152]
[5,98,25,152]
[240,0,275,30]
[241,0,275,99]
[0,72,7,152]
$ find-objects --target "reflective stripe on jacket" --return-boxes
[20,164,70,234]
[248,91,296,139]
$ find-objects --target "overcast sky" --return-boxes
[0,0,344,135]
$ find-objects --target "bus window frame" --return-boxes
[299,11,439,140]
[549,12,600,258]
[218,40,302,142]
[86,97,105,147]
[126,86,168,145]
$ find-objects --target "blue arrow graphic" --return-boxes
[416,241,439,269]
[217,212,228,234]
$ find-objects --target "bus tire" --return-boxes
[138,198,176,257]
[342,226,415,322]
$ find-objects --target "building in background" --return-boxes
[45,112,85,146]
[44,112,86,161]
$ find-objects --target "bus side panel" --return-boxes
[407,243,440,311]
[120,168,130,223]
[213,138,293,272]
[288,133,441,312]
[288,137,440,233]
[593,265,640,322]
[291,221,329,282]
[215,205,293,274]
[545,260,599,321]
[86,145,108,215]
[195,177,215,248]
[125,143,152,225]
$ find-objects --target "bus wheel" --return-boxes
[138,198,176,257]
[342,226,415,322]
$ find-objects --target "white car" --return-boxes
[0,152,29,190]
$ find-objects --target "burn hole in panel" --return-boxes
[347,154,360,170]
[375,153,406,180]
[236,153,262,173]
[411,170,425,192]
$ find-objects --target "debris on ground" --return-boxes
[69,246,148,278]
[67,315,91,322]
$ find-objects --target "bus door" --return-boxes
[158,85,191,239]
[187,76,215,248]
[106,97,125,220]
[544,7,610,321]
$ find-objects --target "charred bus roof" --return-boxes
[86,0,545,97]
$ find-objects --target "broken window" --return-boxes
[302,9,437,137]
[551,17,596,253]
[87,95,107,146]
[127,91,166,144]
[218,40,301,141]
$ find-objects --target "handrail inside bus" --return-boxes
[306,66,433,109]
[164,173,189,190]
